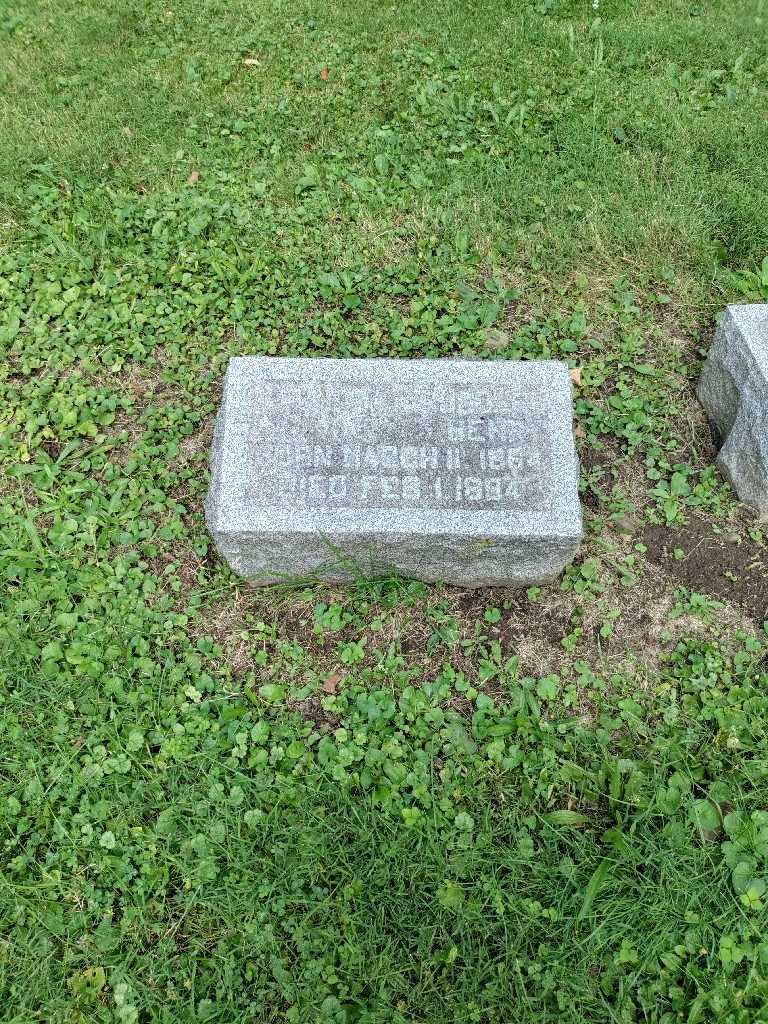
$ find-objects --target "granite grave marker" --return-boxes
[698,304,768,512]
[205,356,583,585]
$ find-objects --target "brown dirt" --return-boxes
[288,695,341,731]
[643,519,768,623]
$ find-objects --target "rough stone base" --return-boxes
[212,529,581,588]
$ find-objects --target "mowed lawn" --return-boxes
[2,0,768,1021]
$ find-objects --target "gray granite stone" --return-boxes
[698,304,768,512]
[205,357,583,586]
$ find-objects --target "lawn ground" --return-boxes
[2,0,768,1021]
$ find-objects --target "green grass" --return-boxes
[2,0,768,1020]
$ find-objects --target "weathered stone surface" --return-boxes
[698,304,768,512]
[205,357,583,586]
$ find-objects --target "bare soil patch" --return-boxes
[644,519,768,623]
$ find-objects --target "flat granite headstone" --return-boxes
[698,304,768,512]
[205,357,583,586]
